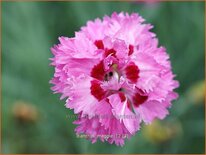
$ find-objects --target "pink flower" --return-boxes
[50,12,179,146]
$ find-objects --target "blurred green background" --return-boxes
[2,1,205,154]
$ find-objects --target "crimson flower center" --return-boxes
[90,40,148,109]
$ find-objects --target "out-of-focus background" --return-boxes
[2,1,205,154]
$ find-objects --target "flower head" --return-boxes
[50,12,179,146]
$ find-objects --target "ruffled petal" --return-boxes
[65,76,98,117]
[74,112,131,146]
[108,94,141,134]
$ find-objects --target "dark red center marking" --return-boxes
[104,48,117,57]
[125,62,139,83]
[94,40,104,49]
[90,80,106,101]
[118,92,131,109]
[133,92,148,107]
[90,60,105,81]
[119,92,126,102]
[105,98,110,103]
[128,45,134,56]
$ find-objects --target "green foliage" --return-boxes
[2,1,205,154]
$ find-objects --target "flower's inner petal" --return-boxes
[94,40,104,49]
[118,92,131,109]
[108,94,140,134]
[124,62,139,83]
[90,80,106,101]
[101,73,121,91]
[133,92,148,107]
[104,48,117,57]
[90,60,105,81]
[128,45,134,56]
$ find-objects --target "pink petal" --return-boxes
[108,94,140,134]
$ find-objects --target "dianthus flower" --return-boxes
[50,12,179,146]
